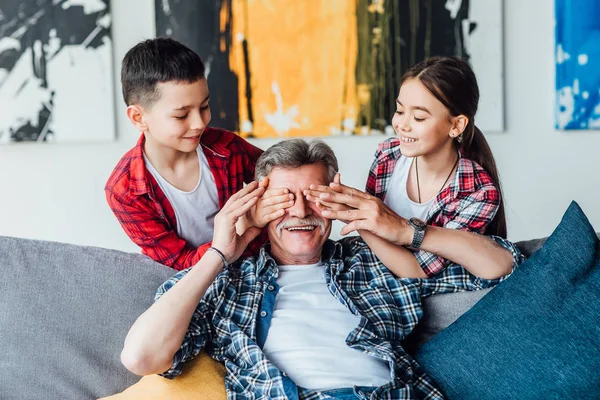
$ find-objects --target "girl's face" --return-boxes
[392,78,461,158]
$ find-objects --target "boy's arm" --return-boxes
[235,136,268,253]
[120,182,264,376]
[106,191,211,270]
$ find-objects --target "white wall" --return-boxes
[1,0,598,254]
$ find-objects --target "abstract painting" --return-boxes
[555,0,600,130]
[0,0,114,144]
[156,0,504,138]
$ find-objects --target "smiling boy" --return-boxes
[105,38,278,270]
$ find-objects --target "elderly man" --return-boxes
[121,139,521,399]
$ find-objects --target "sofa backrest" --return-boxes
[0,236,173,400]
[0,234,553,399]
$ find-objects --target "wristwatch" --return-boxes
[407,217,427,249]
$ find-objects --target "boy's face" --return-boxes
[132,78,211,153]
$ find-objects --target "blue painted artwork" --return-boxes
[555,0,600,130]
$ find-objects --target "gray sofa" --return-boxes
[0,235,544,400]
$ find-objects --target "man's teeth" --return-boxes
[286,226,316,231]
[401,136,417,143]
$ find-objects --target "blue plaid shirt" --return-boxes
[156,236,524,399]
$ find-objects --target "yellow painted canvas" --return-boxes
[155,0,503,136]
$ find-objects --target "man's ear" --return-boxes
[126,105,148,132]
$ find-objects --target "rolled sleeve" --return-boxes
[471,235,525,289]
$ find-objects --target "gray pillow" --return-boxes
[403,288,492,353]
[0,236,174,400]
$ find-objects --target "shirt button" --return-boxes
[267,285,275,291]
[260,311,267,317]
[282,372,288,377]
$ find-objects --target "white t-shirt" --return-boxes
[262,262,391,390]
[144,146,219,248]
[383,156,433,221]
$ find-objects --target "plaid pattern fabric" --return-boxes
[418,236,525,297]
[366,137,502,277]
[155,236,523,399]
[105,127,266,270]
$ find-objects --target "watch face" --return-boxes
[409,218,427,229]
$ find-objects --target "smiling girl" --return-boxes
[305,56,520,284]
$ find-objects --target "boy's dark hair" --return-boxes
[121,37,205,107]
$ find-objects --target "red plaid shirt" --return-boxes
[366,137,501,277]
[105,127,266,270]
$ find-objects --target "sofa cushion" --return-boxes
[415,201,600,399]
[100,352,226,400]
[403,288,492,353]
[0,236,174,400]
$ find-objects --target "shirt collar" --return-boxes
[127,128,233,196]
[255,239,343,277]
[381,139,478,196]
[376,137,402,163]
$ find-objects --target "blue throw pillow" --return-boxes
[415,201,600,400]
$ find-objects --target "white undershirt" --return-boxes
[144,146,219,248]
[262,262,391,390]
[383,156,432,221]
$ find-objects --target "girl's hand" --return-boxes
[304,173,352,223]
[305,174,413,246]
[247,178,295,228]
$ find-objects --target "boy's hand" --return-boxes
[247,178,295,228]
[212,182,265,263]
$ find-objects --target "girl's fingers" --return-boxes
[308,184,331,192]
[311,196,348,211]
[303,189,326,201]
[321,208,365,221]
[329,183,371,199]
[340,219,373,236]
[318,190,364,208]
[340,220,360,236]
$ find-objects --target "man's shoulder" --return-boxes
[335,237,380,264]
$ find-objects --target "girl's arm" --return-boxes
[305,180,513,279]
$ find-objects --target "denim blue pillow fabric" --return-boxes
[415,201,600,400]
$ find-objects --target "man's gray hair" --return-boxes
[255,139,339,182]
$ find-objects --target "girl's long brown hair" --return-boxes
[401,56,507,238]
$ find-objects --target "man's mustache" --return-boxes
[276,216,327,237]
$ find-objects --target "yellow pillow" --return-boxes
[99,352,226,400]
